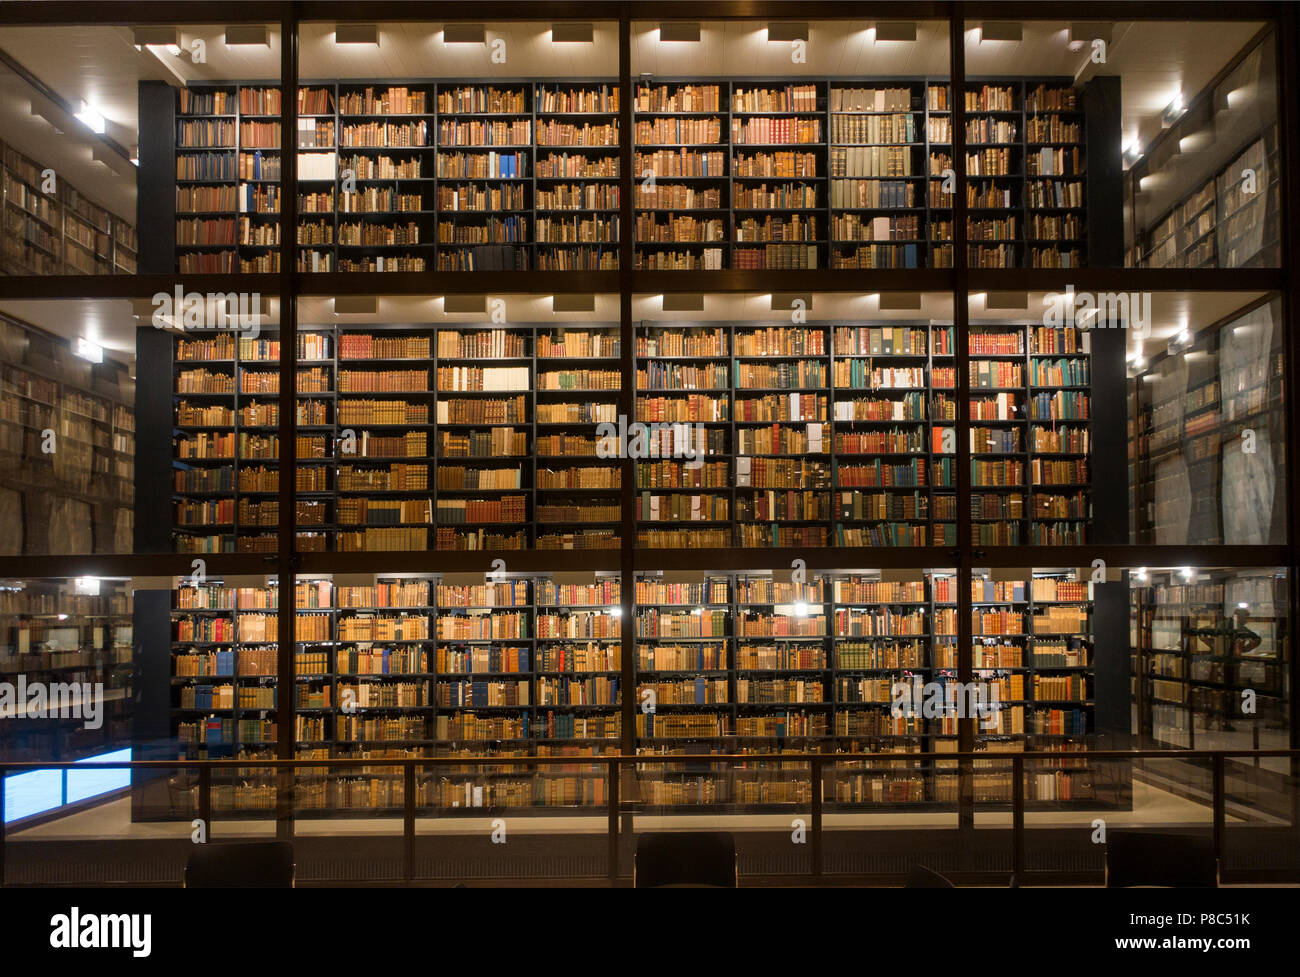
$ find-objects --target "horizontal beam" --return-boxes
[0,545,1284,580]
[2,1,1278,27]
[3,748,1294,769]
[0,268,1282,303]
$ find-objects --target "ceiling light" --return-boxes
[874,22,917,42]
[443,24,486,44]
[225,25,269,46]
[980,22,1023,43]
[659,23,701,43]
[768,23,808,42]
[794,601,808,617]
[132,26,179,49]
[76,101,106,134]
[1068,23,1112,47]
[336,24,379,45]
[552,23,593,43]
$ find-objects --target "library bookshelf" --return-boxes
[168,318,1096,553]
[164,76,1092,274]
[172,81,621,274]
[963,79,1088,270]
[157,567,1111,818]
[164,573,622,818]
[634,569,1109,812]
[170,322,625,553]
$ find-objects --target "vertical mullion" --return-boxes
[275,11,299,841]
[617,13,636,795]
[950,2,976,831]
[1271,12,1300,837]
[1273,10,1300,760]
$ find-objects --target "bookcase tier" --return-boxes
[162,569,1111,818]
[169,319,1095,553]
[164,75,1090,274]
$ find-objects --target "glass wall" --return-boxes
[0,8,1291,885]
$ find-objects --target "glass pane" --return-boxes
[296,293,622,552]
[633,291,955,548]
[968,289,1286,546]
[0,22,284,277]
[297,20,621,273]
[1130,296,1285,545]
[963,17,1277,269]
[630,19,951,270]
[1130,567,1289,753]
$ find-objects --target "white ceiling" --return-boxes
[299,22,619,78]
[0,291,1267,367]
[631,21,952,77]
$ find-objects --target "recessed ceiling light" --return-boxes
[75,337,104,363]
[76,101,106,134]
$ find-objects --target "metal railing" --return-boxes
[2,749,1297,885]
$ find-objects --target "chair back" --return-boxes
[1106,830,1218,887]
[185,841,295,888]
[634,832,737,888]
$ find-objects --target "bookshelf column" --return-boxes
[137,80,176,275]
[950,9,976,831]
[1081,76,1123,267]
[617,12,636,855]
[275,11,299,840]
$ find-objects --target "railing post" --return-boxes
[1213,753,1226,878]
[811,756,823,882]
[403,761,416,883]
[1011,755,1024,888]
[607,757,620,882]
[198,764,212,841]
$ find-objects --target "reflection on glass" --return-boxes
[0,314,134,554]
[1132,568,1288,752]
[1131,298,1285,545]
[1127,32,1280,269]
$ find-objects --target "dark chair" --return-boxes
[1105,830,1218,887]
[184,841,295,888]
[167,771,199,816]
[905,864,955,888]
[634,832,737,887]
